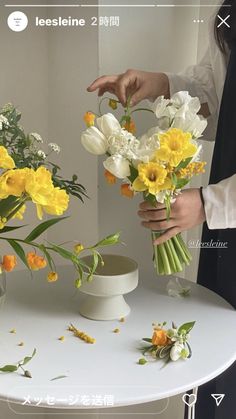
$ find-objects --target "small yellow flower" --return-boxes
[133,162,172,195]
[109,99,118,110]
[2,255,17,272]
[113,328,120,333]
[178,161,206,178]
[47,272,58,282]
[74,243,84,255]
[18,342,24,346]
[13,204,26,221]
[10,329,16,334]
[58,336,65,341]
[0,168,31,199]
[156,128,197,167]
[0,146,15,170]
[124,119,136,134]
[104,169,116,185]
[68,323,96,344]
[83,111,96,127]
[120,183,134,198]
[27,252,47,271]
[119,317,125,322]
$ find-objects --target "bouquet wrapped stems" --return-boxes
[152,231,192,275]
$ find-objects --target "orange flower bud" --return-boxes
[83,111,96,127]
[47,271,58,282]
[104,169,116,185]
[120,184,134,198]
[27,252,47,271]
[152,329,169,346]
[124,119,136,134]
[2,255,17,272]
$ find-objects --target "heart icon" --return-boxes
[182,393,197,407]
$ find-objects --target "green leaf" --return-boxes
[94,232,120,247]
[178,321,195,334]
[25,217,68,242]
[39,244,54,271]
[6,239,28,269]
[87,252,99,281]
[50,375,68,381]
[128,166,139,183]
[20,348,36,366]
[48,243,75,262]
[0,225,26,234]
[171,173,178,187]
[142,338,152,343]
[175,157,192,172]
[0,365,18,372]
[175,178,190,189]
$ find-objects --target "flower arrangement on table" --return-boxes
[0,103,119,286]
[81,92,207,275]
[139,320,195,364]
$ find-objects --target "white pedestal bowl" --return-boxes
[79,254,139,320]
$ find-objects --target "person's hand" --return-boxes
[87,69,170,107]
[138,188,206,245]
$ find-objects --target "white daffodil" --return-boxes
[171,91,201,114]
[151,96,170,118]
[81,126,108,155]
[0,115,9,130]
[96,113,121,136]
[170,343,189,361]
[103,155,130,179]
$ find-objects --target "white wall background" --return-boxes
[0,0,219,418]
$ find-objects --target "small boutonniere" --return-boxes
[139,321,195,365]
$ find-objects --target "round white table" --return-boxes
[0,265,235,411]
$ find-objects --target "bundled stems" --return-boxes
[152,231,192,275]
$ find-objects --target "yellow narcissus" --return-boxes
[36,187,69,220]
[133,162,172,195]
[0,168,31,199]
[25,166,54,205]
[0,146,15,170]
[155,128,197,167]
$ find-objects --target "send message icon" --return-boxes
[211,394,225,407]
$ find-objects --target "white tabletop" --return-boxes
[0,265,235,410]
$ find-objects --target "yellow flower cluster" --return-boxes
[133,128,200,196]
[178,161,206,178]
[0,160,69,220]
[68,323,96,344]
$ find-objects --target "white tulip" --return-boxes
[81,126,108,155]
[171,91,201,114]
[172,109,207,138]
[97,113,121,136]
[103,155,130,179]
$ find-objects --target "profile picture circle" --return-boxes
[7,11,28,32]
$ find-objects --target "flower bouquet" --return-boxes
[0,103,119,287]
[81,92,207,275]
[139,320,195,364]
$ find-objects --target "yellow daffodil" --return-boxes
[0,146,15,169]
[0,168,31,199]
[155,128,197,167]
[36,187,69,220]
[133,162,172,195]
[25,166,54,206]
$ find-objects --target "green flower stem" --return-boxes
[168,238,183,272]
[177,233,192,261]
[172,235,191,265]
[130,108,154,115]
[164,239,179,273]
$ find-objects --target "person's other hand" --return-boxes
[138,188,206,245]
[87,69,170,107]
